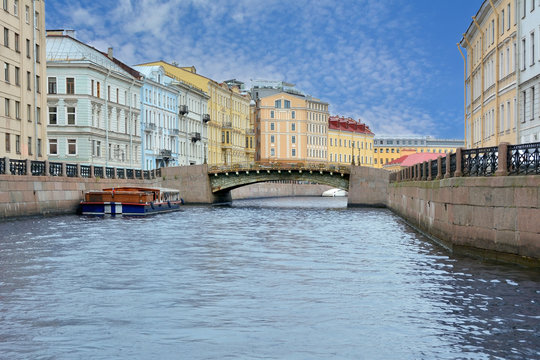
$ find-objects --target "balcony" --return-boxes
[246,129,255,135]
[145,123,156,131]
[222,121,232,129]
[171,129,180,136]
[203,114,211,123]
[191,132,201,142]
[159,149,172,159]
[179,105,189,115]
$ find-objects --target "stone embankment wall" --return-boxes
[0,175,157,219]
[386,176,540,265]
[231,183,332,199]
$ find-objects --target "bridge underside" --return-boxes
[209,170,350,193]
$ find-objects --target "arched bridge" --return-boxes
[208,163,351,193]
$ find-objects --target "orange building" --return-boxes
[255,92,329,164]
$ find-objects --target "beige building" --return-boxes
[137,62,253,166]
[327,116,374,166]
[460,0,518,148]
[255,91,329,164]
[1,0,47,160]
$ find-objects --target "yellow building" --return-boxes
[255,92,329,164]
[460,0,518,148]
[327,116,374,166]
[137,61,252,165]
[1,0,47,159]
[373,136,463,168]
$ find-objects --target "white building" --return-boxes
[134,65,181,170]
[519,0,540,143]
[1,0,47,159]
[46,30,143,169]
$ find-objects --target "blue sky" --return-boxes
[45,0,483,139]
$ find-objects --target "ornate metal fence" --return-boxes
[66,164,78,177]
[0,158,5,174]
[10,159,27,175]
[462,146,498,176]
[31,161,46,176]
[49,162,63,176]
[508,142,540,175]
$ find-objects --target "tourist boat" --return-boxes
[80,187,184,216]
[322,188,348,197]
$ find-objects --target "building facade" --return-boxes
[327,116,374,166]
[1,0,47,159]
[255,87,329,164]
[136,61,252,166]
[373,136,463,168]
[46,31,142,169]
[519,0,540,143]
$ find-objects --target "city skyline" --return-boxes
[45,0,483,140]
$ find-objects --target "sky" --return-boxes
[45,0,484,140]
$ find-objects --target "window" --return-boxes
[270,135,275,143]
[48,106,57,124]
[27,104,30,122]
[507,4,511,29]
[66,77,74,94]
[292,110,295,119]
[531,32,535,65]
[531,87,535,120]
[502,9,505,33]
[67,139,77,155]
[292,135,296,144]
[4,62,8,82]
[3,28,8,48]
[36,106,40,124]
[35,44,39,62]
[4,133,9,152]
[107,85,110,100]
[13,0,17,15]
[270,148,275,156]
[35,75,40,93]
[15,135,20,154]
[284,100,290,108]
[26,71,30,90]
[4,98,9,117]
[34,11,38,29]
[275,100,281,108]
[48,77,56,94]
[97,82,100,98]
[27,136,32,155]
[15,100,19,119]
[14,33,19,52]
[48,139,57,155]
[24,5,28,23]
[270,122,275,130]
[292,148,296,157]
[291,123,296,131]
[3,0,7,11]
[25,38,29,57]
[522,90,527,122]
[14,66,19,85]
[37,138,41,157]
[270,110,274,119]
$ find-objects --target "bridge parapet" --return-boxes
[208,162,350,175]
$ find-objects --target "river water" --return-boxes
[0,197,539,359]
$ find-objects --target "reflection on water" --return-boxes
[0,197,538,359]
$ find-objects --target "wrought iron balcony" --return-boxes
[203,114,211,123]
[145,123,156,131]
[171,129,180,136]
[222,121,232,129]
[159,149,172,158]
[179,105,189,115]
[191,132,201,142]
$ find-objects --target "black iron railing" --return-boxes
[116,168,125,179]
[49,162,63,176]
[0,158,5,175]
[66,164,78,177]
[430,159,438,178]
[462,146,498,176]
[80,165,90,178]
[135,170,142,179]
[31,161,46,176]
[93,166,103,178]
[10,160,27,175]
[449,153,457,177]
[508,142,540,175]
[106,167,115,179]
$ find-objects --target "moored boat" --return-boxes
[322,188,348,197]
[80,187,183,216]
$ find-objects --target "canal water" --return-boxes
[0,197,539,359]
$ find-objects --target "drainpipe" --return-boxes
[104,69,111,168]
[457,43,468,147]
[489,0,501,143]
[516,0,521,144]
[32,0,38,160]
[472,16,485,147]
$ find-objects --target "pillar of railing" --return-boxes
[25,159,31,175]
[444,153,451,178]
[62,162,67,177]
[396,170,401,182]
[427,160,433,181]
[495,142,509,176]
[414,163,419,181]
[454,148,463,177]
[436,156,442,180]
[112,167,118,179]
[90,165,95,178]
[44,160,50,176]
[76,164,81,177]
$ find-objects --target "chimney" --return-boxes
[107,47,113,60]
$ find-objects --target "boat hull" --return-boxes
[80,201,181,217]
